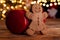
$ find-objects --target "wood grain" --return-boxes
[0,19,60,40]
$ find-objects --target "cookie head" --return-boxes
[32,4,43,13]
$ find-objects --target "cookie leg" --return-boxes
[26,28,35,36]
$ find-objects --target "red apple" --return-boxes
[6,10,29,34]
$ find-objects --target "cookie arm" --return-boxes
[26,10,33,19]
[43,12,48,19]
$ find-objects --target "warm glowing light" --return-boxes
[1,18,4,20]
[40,3,42,6]
[11,6,15,9]
[12,1,16,3]
[37,0,41,4]
[22,2,25,4]
[2,10,7,14]
[58,2,60,5]
[54,2,57,5]
[20,0,22,3]
[15,5,18,9]
[2,14,6,18]
[10,0,16,3]
[6,6,10,10]
[24,6,27,10]
[0,0,6,3]
[0,1,3,3]
[2,10,7,18]
[51,0,56,2]
[18,5,22,7]
[3,4,6,7]
[41,0,47,3]
[38,0,41,2]
[44,1,47,3]
[0,8,3,11]
[31,1,36,4]
[50,3,53,6]
[43,3,46,6]
[46,4,49,7]
[57,0,60,2]
[17,0,22,3]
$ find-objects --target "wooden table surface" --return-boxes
[0,19,60,40]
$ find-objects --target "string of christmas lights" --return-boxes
[0,0,60,20]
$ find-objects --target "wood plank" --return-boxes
[0,19,60,29]
[47,18,60,21]
[0,29,60,38]
[0,19,60,40]
[0,20,7,30]
[0,35,60,40]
